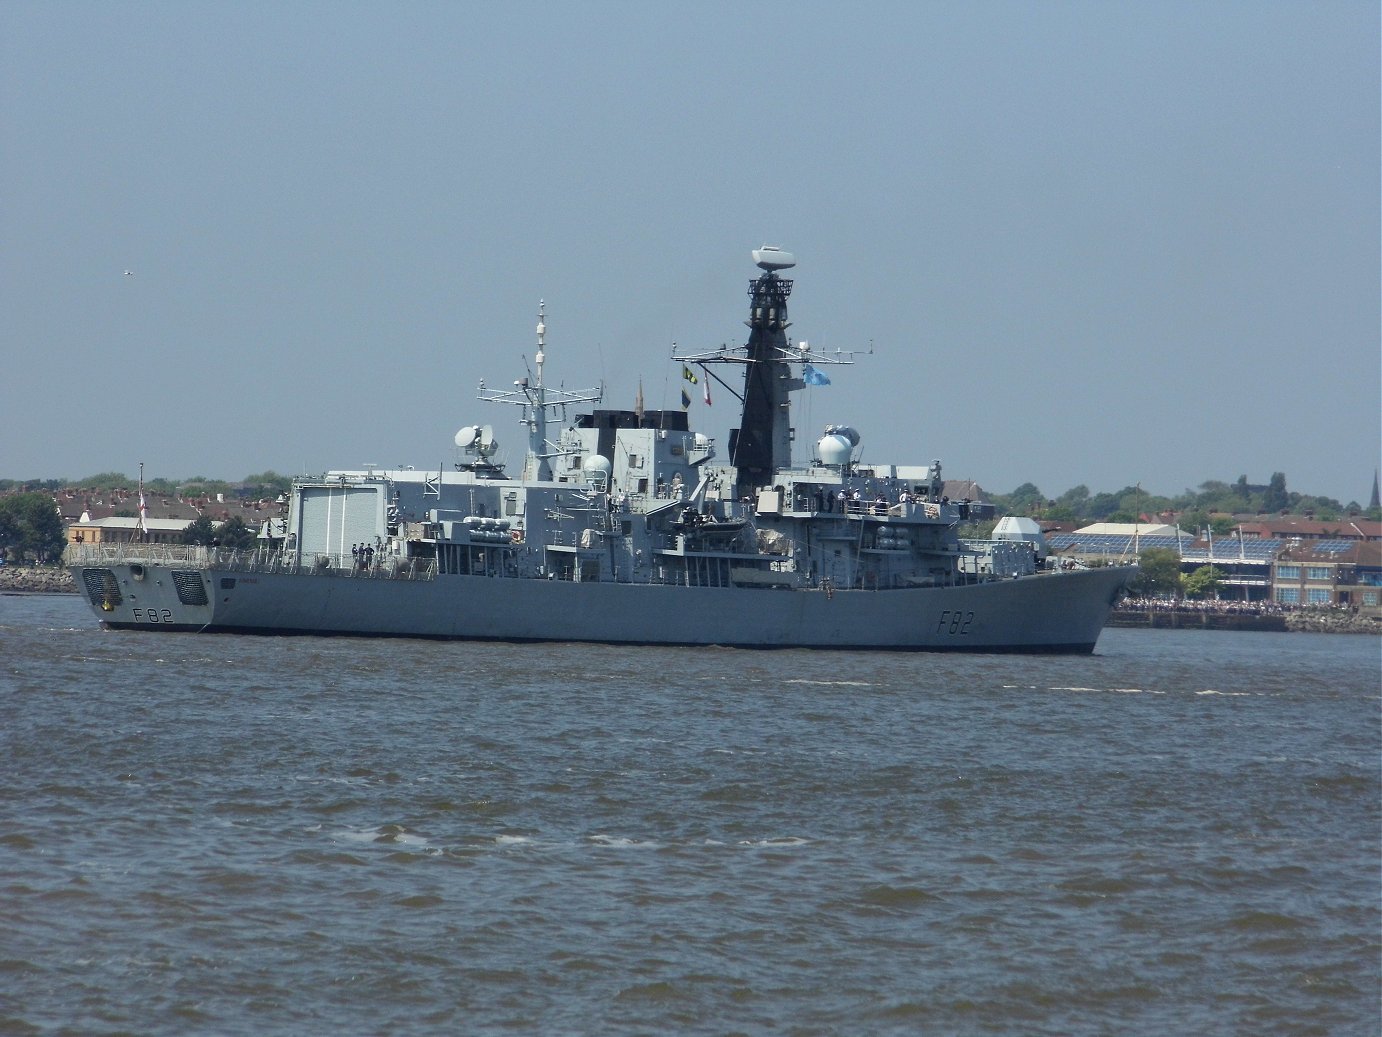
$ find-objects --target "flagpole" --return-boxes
[137,461,149,542]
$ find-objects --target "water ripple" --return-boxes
[1,599,1377,1036]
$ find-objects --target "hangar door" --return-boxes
[296,484,382,560]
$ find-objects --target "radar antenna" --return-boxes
[475,301,602,481]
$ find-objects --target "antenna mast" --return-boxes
[476,300,602,481]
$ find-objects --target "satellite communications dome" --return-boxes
[581,455,612,488]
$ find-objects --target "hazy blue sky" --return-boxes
[3,2,1377,504]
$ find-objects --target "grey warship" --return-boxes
[67,247,1133,651]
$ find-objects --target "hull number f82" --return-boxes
[132,608,176,624]
[935,610,975,635]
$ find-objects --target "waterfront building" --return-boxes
[1271,541,1382,608]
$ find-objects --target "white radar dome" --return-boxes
[823,424,860,446]
[581,455,612,487]
[817,433,854,466]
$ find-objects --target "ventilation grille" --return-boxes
[81,568,121,607]
[172,570,209,606]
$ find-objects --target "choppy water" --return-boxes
[2,593,1378,1035]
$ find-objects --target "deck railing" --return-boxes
[64,543,438,581]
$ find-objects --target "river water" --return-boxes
[2,593,1378,1035]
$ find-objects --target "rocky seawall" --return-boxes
[1283,610,1382,635]
[0,565,76,594]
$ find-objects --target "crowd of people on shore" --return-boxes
[1115,596,1361,617]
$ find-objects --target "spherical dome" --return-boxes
[817,433,854,466]
[582,455,613,485]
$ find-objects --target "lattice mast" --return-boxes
[733,249,799,498]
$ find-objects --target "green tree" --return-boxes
[1183,565,1225,600]
[1132,547,1182,598]
[241,471,292,497]
[181,515,217,545]
[1003,483,1045,515]
[1179,509,1210,537]
[215,515,258,549]
[0,492,65,562]
[1085,486,1138,521]
[1263,472,1288,512]
[179,478,231,498]
[957,518,998,539]
[1209,516,1235,537]
[1047,484,1090,521]
[77,472,131,489]
[181,514,258,549]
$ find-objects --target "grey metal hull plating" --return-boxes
[75,562,1132,653]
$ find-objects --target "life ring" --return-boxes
[511,529,524,544]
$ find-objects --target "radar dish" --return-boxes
[477,425,498,457]
[454,426,478,448]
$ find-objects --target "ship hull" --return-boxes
[71,560,1132,653]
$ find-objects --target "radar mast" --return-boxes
[733,248,797,497]
[475,301,602,481]
[673,247,856,498]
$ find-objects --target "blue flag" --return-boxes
[803,364,831,386]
